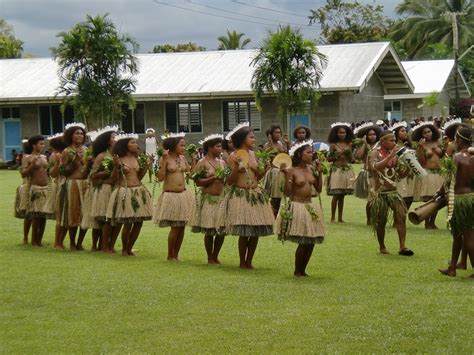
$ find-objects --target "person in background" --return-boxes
[145,128,157,183]
[292,125,311,145]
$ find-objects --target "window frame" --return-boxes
[37,104,74,136]
[383,100,402,120]
[120,103,146,134]
[221,100,261,133]
[164,101,203,134]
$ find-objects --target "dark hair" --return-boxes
[366,128,380,144]
[268,124,281,136]
[22,140,33,155]
[293,125,311,140]
[222,139,233,152]
[412,124,441,142]
[112,138,134,157]
[393,126,412,148]
[49,136,67,152]
[162,137,184,152]
[327,125,354,144]
[231,126,253,149]
[24,135,45,153]
[203,137,222,154]
[291,144,311,166]
[63,126,86,146]
[456,126,472,145]
[92,131,115,157]
[444,123,467,140]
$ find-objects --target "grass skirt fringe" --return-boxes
[56,179,88,228]
[80,183,99,229]
[14,184,29,219]
[27,184,54,218]
[91,184,113,222]
[396,176,415,199]
[106,185,153,224]
[275,201,325,245]
[368,190,406,232]
[223,187,274,237]
[413,171,445,202]
[263,167,285,199]
[449,193,474,237]
[190,193,225,235]
[327,165,355,195]
[153,189,195,227]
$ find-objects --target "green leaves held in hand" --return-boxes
[101,156,114,173]
[186,144,197,157]
[255,148,276,171]
[190,166,208,182]
[156,147,164,157]
[214,166,231,180]
[138,153,149,170]
[440,157,456,177]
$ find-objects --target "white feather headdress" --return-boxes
[22,139,28,143]
[161,132,186,140]
[114,133,138,142]
[354,122,374,135]
[64,122,86,131]
[225,122,250,141]
[330,122,351,129]
[47,133,63,140]
[389,121,408,132]
[146,128,155,133]
[87,125,119,142]
[442,118,462,133]
[289,139,313,157]
[199,134,224,145]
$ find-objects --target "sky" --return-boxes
[1,0,401,58]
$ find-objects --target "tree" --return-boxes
[390,0,474,100]
[0,18,23,58]
[51,14,139,129]
[251,26,326,129]
[308,0,391,44]
[217,30,251,50]
[152,42,206,53]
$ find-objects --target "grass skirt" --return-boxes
[106,185,153,224]
[327,165,355,195]
[27,184,54,218]
[56,179,88,228]
[413,171,444,202]
[275,200,325,245]
[263,167,285,199]
[223,186,274,237]
[354,169,369,199]
[396,176,415,199]
[190,192,225,235]
[14,184,29,219]
[368,190,406,232]
[153,189,195,227]
[449,193,474,237]
[91,184,113,222]
[80,183,99,229]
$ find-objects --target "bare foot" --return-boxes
[76,245,84,251]
[456,262,467,270]
[208,259,216,264]
[213,258,221,265]
[103,249,114,254]
[54,245,65,250]
[338,219,345,223]
[121,251,129,257]
[239,262,248,269]
[439,268,456,277]
[294,272,304,277]
[246,262,254,270]
[23,238,28,245]
[302,272,309,277]
[128,251,136,256]
[379,248,390,255]
[91,246,98,252]
[110,248,116,254]
[331,219,336,224]
[70,245,77,251]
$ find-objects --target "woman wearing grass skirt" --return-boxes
[106,134,153,256]
[89,126,120,253]
[390,121,415,211]
[411,122,445,229]
[47,133,67,249]
[439,126,474,278]
[275,140,326,277]
[354,122,381,225]
[327,122,355,223]
[368,131,413,256]
[154,133,195,261]
[14,139,32,244]
[224,123,274,269]
[190,134,227,264]
[22,135,54,247]
[263,124,289,216]
[57,123,90,251]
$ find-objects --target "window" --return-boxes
[222,101,261,132]
[121,104,145,134]
[165,102,202,133]
[39,105,74,135]
[0,107,20,119]
[384,100,402,121]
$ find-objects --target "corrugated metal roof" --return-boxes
[0,41,409,102]
[402,60,454,94]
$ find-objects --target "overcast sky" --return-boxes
[1,0,401,57]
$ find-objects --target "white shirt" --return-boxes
[145,137,157,156]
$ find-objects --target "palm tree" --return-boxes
[390,0,474,100]
[217,30,251,50]
[251,26,326,129]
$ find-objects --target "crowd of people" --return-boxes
[13,117,474,278]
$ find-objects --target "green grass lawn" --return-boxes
[0,169,473,353]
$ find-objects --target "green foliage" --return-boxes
[309,0,391,44]
[422,91,440,108]
[189,165,208,182]
[0,18,23,58]
[101,156,113,173]
[214,166,231,180]
[251,26,326,127]
[185,144,197,157]
[217,30,251,50]
[152,42,206,53]
[440,156,456,177]
[426,43,452,59]
[255,148,276,171]
[51,14,139,129]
